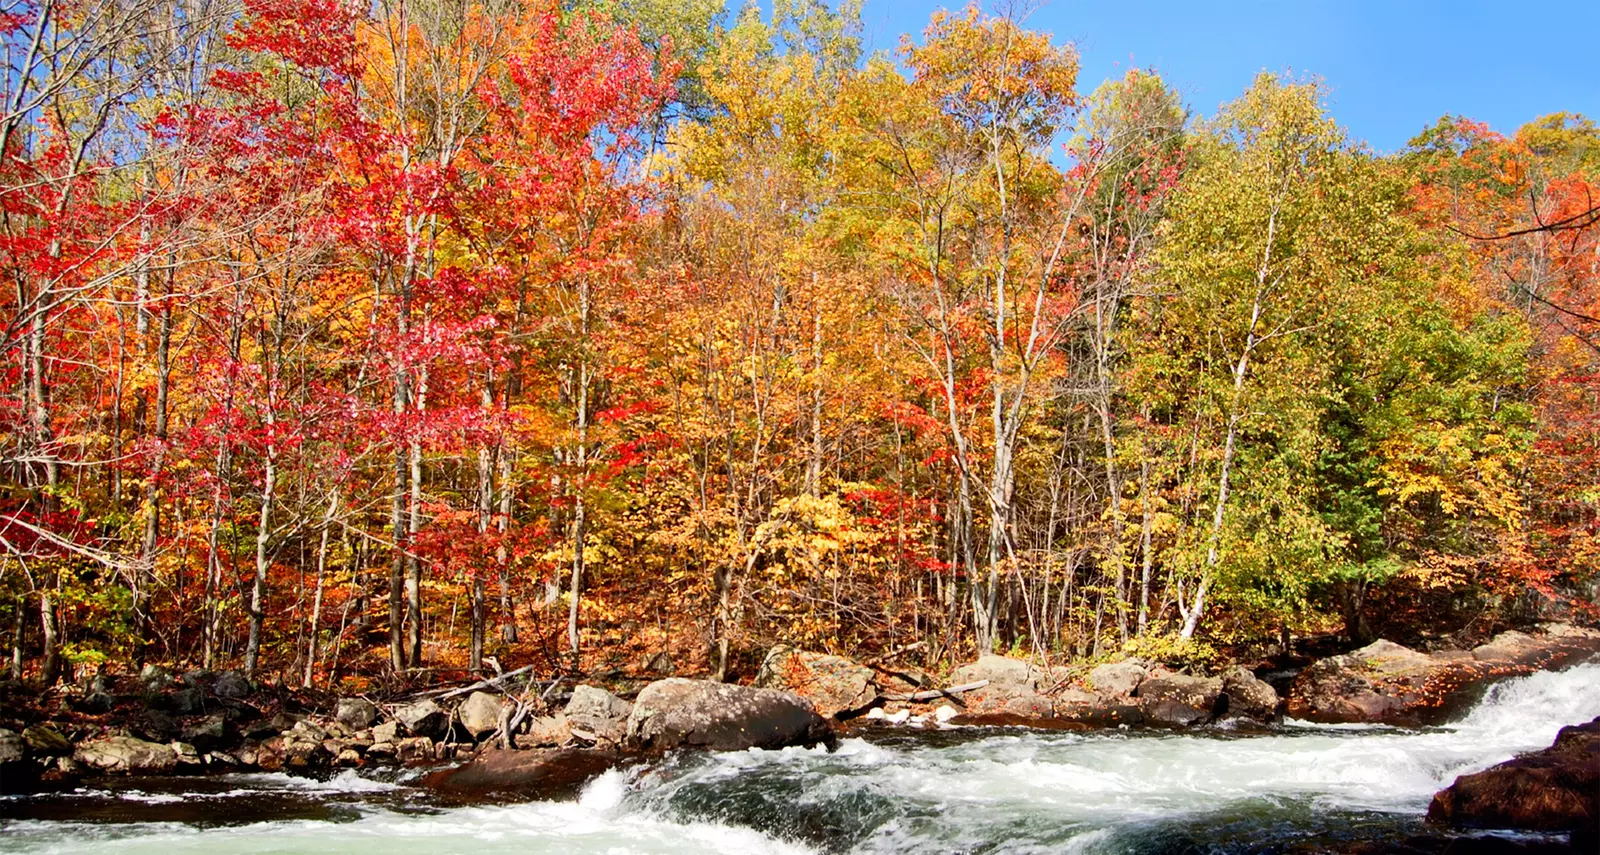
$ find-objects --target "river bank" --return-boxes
[4,660,1599,853]
[3,623,1597,851]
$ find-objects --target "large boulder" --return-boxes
[424,748,624,803]
[457,692,506,739]
[756,647,878,718]
[1427,715,1600,842]
[950,655,1039,691]
[1087,661,1147,699]
[1136,674,1224,727]
[73,736,178,774]
[395,699,448,738]
[625,678,835,752]
[1289,631,1600,726]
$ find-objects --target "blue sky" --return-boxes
[844,1,1600,153]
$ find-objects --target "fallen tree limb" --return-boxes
[421,664,537,700]
[881,679,988,702]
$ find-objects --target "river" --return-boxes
[4,663,1596,854]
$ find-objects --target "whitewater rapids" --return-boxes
[4,663,1597,854]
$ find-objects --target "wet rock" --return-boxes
[424,747,625,802]
[1428,715,1600,838]
[1221,666,1280,721]
[950,655,1040,691]
[564,685,631,744]
[395,699,448,738]
[336,698,379,730]
[756,647,879,719]
[335,748,362,766]
[1087,661,1147,699]
[516,713,572,748]
[365,742,396,758]
[1053,702,1146,727]
[626,678,835,752]
[1137,675,1225,726]
[211,671,251,699]
[22,725,71,755]
[458,691,506,739]
[74,735,179,774]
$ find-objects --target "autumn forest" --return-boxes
[3,0,1598,692]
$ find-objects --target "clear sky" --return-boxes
[847,1,1600,153]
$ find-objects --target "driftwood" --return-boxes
[422,664,537,700]
[881,679,988,702]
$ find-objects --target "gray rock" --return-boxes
[74,736,178,774]
[22,725,71,755]
[336,698,379,729]
[564,685,632,743]
[458,691,506,738]
[0,728,23,764]
[73,692,114,714]
[165,686,205,715]
[950,655,1039,691]
[211,671,251,699]
[139,664,175,691]
[395,699,448,738]
[180,713,229,749]
[133,709,180,743]
[1088,661,1147,698]
[626,678,835,752]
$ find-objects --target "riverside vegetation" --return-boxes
[1,0,1599,848]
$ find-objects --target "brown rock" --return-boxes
[1428,716,1600,838]
[424,748,625,803]
[74,736,178,774]
[756,647,879,719]
[1136,674,1224,726]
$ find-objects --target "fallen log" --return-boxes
[423,665,538,701]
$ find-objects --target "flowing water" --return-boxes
[4,664,1598,854]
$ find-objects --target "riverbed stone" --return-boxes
[395,699,448,738]
[336,698,379,729]
[756,647,879,718]
[626,678,835,752]
[74,736,178,774]
[139,664,175,691]
[373,720,399,745]
[458,691,506,738]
